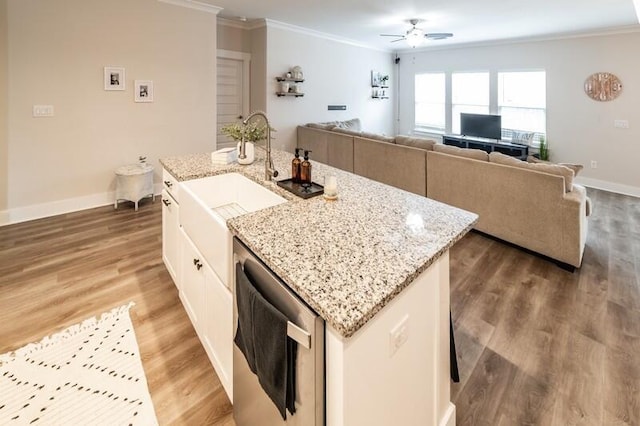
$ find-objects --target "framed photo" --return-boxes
[134,80,154,103]
[104,66,125,91]
[371,70,382,87]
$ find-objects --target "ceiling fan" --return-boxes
[380,19,453,48]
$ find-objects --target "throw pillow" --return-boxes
[395,135,436,151]
[334,118,362,131]
[306,122,335,130]
[527,155,584,177]
[491,152,574,192]
[433,144,489,161]
[511,130,535,145]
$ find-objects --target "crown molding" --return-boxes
[399,25,640,54]
[157,0,222,14]
[217,17,266,31]
[218,17,248,29]
[264,19,392,53]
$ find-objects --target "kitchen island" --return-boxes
[160,149,477,426]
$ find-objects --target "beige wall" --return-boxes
[4,0,218,222]
[265,25,395,152]
[217,21,251,53]
[0,0,8,213]
[250,26,267,114]
[397,32,640,196]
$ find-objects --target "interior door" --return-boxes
[217,57,245,149]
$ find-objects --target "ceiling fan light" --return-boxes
[405,28,424,47]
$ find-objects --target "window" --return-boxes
[452,72,489,134]
[498,71,546,141]
[415,73,445,131]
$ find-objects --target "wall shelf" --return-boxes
[276,77,305,83]
[276,92,304,97]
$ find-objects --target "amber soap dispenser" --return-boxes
[292,148,302,183]
[300,150,312,184]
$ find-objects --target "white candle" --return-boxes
[325,175,337,197]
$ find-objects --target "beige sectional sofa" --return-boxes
[297,122,590,268]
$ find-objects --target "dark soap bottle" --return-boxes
[292,148,302,183]
[300,150,312,184]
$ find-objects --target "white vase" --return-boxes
[236,141,255,165]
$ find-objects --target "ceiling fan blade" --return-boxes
[389,38,405,43]
[424,32,453,40]
[380,34,403,37]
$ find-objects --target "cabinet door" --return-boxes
[162,190,180,288]
[202,265,233,400]
[180,229,206,330]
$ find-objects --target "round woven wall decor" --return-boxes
[584,72,622,101]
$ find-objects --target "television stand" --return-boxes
[442,134,529,160]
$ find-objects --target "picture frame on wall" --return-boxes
[104,66,125,91]
[371,70,382,87]
[134,80,154,103]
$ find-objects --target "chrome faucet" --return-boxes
[238,111,279,181]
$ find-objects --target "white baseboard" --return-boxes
[575,176,640,198]
[0,183,163,227]
[0,210,9,226]
[439,402,456,426]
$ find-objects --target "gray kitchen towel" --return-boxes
[253,284,297,419]
[234,263,297,419]
[234,263,257,373]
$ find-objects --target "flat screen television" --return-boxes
[460,113,502,140]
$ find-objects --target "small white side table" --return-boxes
[114,164,155,211]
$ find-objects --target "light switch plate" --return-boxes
[614,119,629,129]
[33,105,54,117]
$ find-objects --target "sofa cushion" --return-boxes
[360,131,396,144]
[334,118,362,131]
[490,152,574,192]
[331,127,362,136]
[527,155,584,177]
[433,143,489,161]
[395,135,436,151]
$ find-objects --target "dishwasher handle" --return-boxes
[287,321,311,349]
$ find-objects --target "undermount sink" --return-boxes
[180,173,286,287]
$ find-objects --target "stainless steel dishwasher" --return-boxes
[232,237,325,426]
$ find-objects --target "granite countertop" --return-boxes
[160,150,478,338]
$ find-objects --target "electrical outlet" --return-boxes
[614,119,629,129]
[389,315,409,357]
[33,105,54,117]
[591,160,598,169]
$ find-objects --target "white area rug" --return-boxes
[0,303,158,425]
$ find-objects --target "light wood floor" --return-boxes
[0,200,233,425]
[1,188,638,425]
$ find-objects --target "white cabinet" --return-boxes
[162,168,181,289]
[180,229,206,328]
[179,228,233,401]
[202,258,233,398]
[161,189,180,287]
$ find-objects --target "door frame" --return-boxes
[217,49,251,121]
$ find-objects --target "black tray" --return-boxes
[276,178,324,199]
